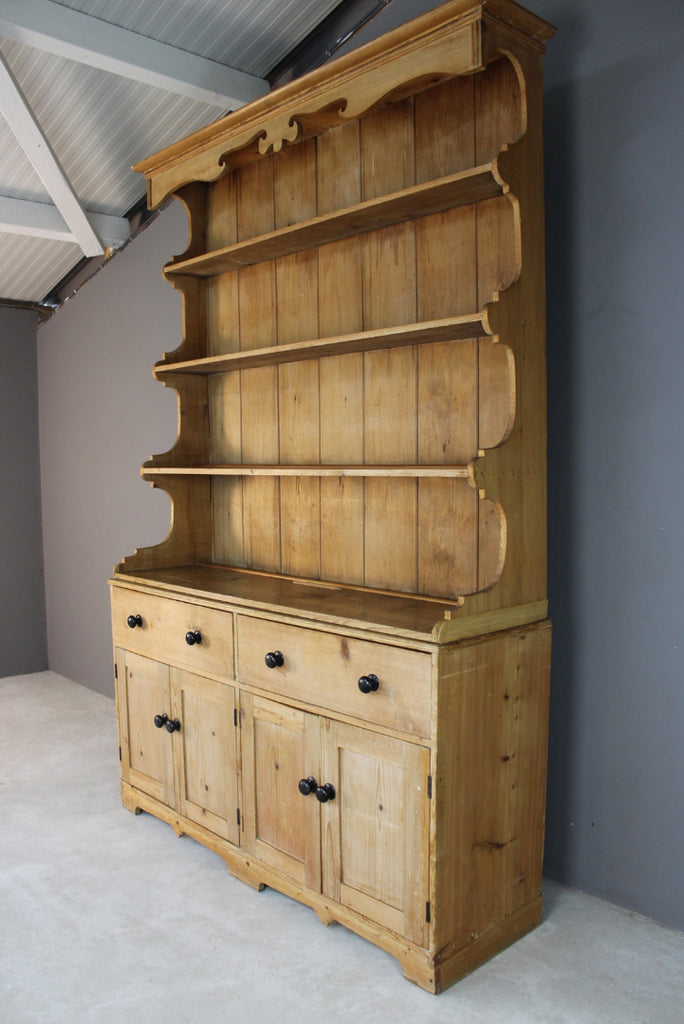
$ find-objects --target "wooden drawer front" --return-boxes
[237,617,431,739]
[111,588,234,681]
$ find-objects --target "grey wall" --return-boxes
[37,207,186,696]
[540,1,684,933]
[0,307,47,676]
[35,0,683,930]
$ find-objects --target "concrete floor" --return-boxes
[1,671,682,1024]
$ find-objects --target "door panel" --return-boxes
[321,719,430,947]
[116,650,175,807]
[240,694,321,890]
[174,670,240,845]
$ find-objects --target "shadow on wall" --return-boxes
[542,6,582,884]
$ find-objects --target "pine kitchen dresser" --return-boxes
[110,0,555,993]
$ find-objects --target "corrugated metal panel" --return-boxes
[0,119,46,203]
[0,0,349,303]
[0,38,220,210]
[53,0,345,75]
[0,31,223,300]
[0,233,82,302]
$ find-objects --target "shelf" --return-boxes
[154,312,494,377]
[142,464,473,479]
[112,563,463,639]
[164,162,505,279]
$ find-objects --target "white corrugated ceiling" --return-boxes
[0,0,369,309]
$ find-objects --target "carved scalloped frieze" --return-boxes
[256,20,481,158]
[138,18,484,208]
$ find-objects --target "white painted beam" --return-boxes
[0,50,104,256]
[0,194,130,248]
[0,0,269,108]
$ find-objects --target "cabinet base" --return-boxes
[425,897,542,993]
[119,781,542,994]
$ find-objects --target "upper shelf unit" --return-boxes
[163,161,508,280]
[118,0,553,614]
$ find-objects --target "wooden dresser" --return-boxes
[110,0,554,992]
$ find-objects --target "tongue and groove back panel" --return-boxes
[123,1,551,628]
[153,59,523,603]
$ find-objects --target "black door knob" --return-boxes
[315,783,336,803]
[127,614,143,628]
[185,630,202,646]
[298,777,317,796]
[264,651,284,669]
[358,673,380,694]
[165,718,181,733]
[153,713,168,728]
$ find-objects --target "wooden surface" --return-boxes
[116,650,175,807]
[115,650,240,846]
[240,693,323,890]
[113,0,554,994]
[236,614,432,739]
[175,669,239,842]
[163,165,506,278]
[432,623,552,957]
[111,586,234,682]
[322,719,430,948]
[239,690,430,947]
[113,607,551,992]
[133,0,554,208]
[143,464,474,477]
[153,313,494,376]
[112,566,552,646]
[124,49,539,610]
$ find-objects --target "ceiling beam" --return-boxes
[0,0,269,108]
[0,195,130,248]
[0,49,104,256]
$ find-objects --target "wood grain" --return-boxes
[114,0,554,993]
[433,623,551,957]
[317,120,365,588]
[174,670,240,844]
[164,165,505,279]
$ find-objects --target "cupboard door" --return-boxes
[240,694,322,891]
[321,720,430,947]
[173,670,240,845]
[116,650,175,808]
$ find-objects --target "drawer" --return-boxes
[111,587,234,681]
[236,616,431,739]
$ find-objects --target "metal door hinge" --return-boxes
[114,663,118,679]
[118,746,122,762]
[237,808,241,827]
[234,707,238,727]
[427,775,432,799]
[426,901,431,923]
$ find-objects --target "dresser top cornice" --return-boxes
[134,0,555,208]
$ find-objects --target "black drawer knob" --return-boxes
[165,718,181,733]
[127,614,143,628]
[298,777,317,796]
[265,650,284,669]
[153,713,168,729]
[185,630,202,646]
[315,783,336,803]
[358,673,380,694]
